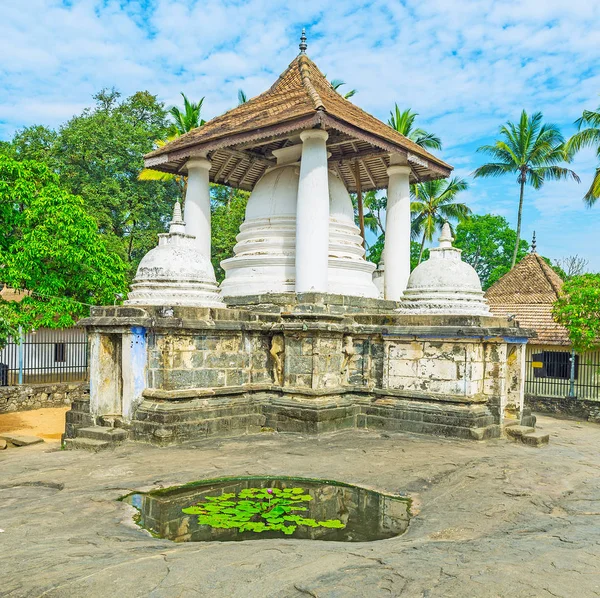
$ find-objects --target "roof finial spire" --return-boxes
[531,231,537,253]
[169,201,186,235]
[299,28,307,54]
[439,221,454,249]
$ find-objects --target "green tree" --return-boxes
[453,214,529,289]
[169,92,206,136]
[0,155,128,335]
[411,177,471,264]
[330,79,356,100]
[553,274,600,352]
[211,185,249,282]
[139,92,208,199]
[565,101,600,206]
[50,89,178,270]
[387,106,442,150]
[474,110,579,268]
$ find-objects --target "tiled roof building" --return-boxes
[485,252,569,345]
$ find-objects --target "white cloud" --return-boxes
[0,0,598,266]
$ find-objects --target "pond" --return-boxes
[122,476,411,543]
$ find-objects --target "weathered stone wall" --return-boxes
[526,395,600,423]
[148,331,272,390]
[73,302,532,444]
[0,382,89,413]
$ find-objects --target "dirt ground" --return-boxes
[2,415,600,597]
[0,407,68,441]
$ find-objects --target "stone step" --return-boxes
[0,434,44,447]
[470,425,501,440]
[521,431,550,447]
[505,425,535,439]
[64,437,112,452]
[76,427,128,442]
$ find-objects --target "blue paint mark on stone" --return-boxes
[130,326,147,399]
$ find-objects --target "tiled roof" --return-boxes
[144,53,452,189]
[488,303,570,345]
[485,253,568,345]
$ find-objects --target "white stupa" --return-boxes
[397,222,490,316]
[219,144,378,298]
[125,202,223,308]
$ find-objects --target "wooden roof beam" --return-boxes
[359,159,377,188]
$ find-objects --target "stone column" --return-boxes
[296,129,330,293]
[384,163,411,301]
[184,157,212,259]
[121,326,147,421]
[89,333,122,418]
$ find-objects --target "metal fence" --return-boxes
[525,346,600,401]
[0,327,89,386]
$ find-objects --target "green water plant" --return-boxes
[182,487,346,535]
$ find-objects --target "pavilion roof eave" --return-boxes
[144,114,452,187]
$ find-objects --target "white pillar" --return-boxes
[184,157,212,259]
[296,129,329,293]
[384,163,411,301]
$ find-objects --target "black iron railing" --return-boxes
[0,327,89,386]
[525,346,600,401]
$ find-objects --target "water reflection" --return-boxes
[123,477,410,543]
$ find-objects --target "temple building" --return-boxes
[486,239,600,403]
[63,33,543,449]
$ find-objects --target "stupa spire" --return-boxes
[531,231,537,253]
[439,222,454,249]
[169,201,186,235]
[299,28,307,54]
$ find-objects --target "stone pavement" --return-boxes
[1,415,599,597]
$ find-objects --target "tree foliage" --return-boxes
[10,89,179,272]
[168,92,206,136]
[0,155,128,336]
[553,274,600,352]
[411,177,471,264]
[211,185,249,282]
[453,214,529,289]
[565,102,600,206]
[388,106,442,151]
[474,110,579,267]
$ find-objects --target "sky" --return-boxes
[1,0,599,269]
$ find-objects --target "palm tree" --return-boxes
[139,93,206,198]
[388,106,442,151]
[474,110,580,268]
[330,79,356,100]
[168,93,205,136]
[565,102,600,206]
[238,89,248,105]
[411,178,471,264]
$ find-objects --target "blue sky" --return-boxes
[1,0,599,269]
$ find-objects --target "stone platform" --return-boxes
[66,294,531,445]
[2,416,598,598]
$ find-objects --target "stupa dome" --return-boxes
[126,202,223,308]
[397,223,490,316]
[220,144,378,298]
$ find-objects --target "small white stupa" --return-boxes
[219,144,378,298]
[397,222,490,316]
[125,202,223,308]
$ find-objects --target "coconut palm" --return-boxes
[388,106,442,151]
[330,79,356,100]
[565,102,600,206]
[168,93,205,136]
[139,93,206,197]
[474,110,580,268]
[411,178,471,264]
